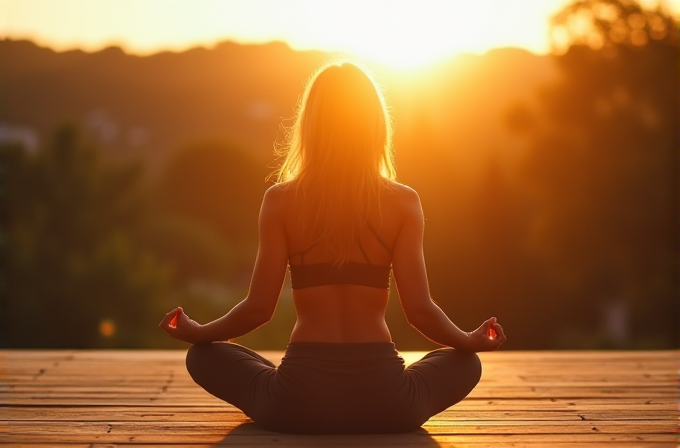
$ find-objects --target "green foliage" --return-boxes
[141,140,272,347]
[2,124,173,348]
[153,140,268,261]
[508,0,679,347]
[1,126,279,348]
[549,0,677,53]
[136,213,236,284]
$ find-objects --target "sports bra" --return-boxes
[288,221,392,290]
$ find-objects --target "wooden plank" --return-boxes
[3,406,677,422]
[2,349,677,362]
[3,399,676,413]
[3,388,674,404]
[0,443,675,448]
[5,375,677,386]
[4,420,677,433]
[1,422,678,444]
[4,373,677,383]
[6,383,678,393]
[2,402,676,414]
[1,349,677,446]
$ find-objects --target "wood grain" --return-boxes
[1,350,678,446]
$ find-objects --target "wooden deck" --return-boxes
[1,350,677,447]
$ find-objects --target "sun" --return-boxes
[293,1,548,69]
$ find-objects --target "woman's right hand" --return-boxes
[159,307,204,344]
[463,317,507,352]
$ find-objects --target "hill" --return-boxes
[0,39,556,176]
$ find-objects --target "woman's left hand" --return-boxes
[463,317,507,352]
[159,307,203,344]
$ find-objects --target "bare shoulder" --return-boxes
[260,183,290,218]
[266,180,299,198]
[265,181,297,200]
[384,182,422,215]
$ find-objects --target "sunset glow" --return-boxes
[99,319,115,337]
[1,0,678,67]
[296,1,556,67]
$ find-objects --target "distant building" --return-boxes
[0,123,39,152]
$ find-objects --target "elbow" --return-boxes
[245,299,275,326]
[249,307,274,327]
[404,305,434,330]
[406,315,427,332]
[403,296,442,329]
[258,311,274,326]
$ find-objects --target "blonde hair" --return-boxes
[275,60,396,263]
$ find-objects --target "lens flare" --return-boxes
[99,319,115,337]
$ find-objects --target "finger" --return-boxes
[159,308,179,328]
[176,311,196,330]
[493,323,507,343]
[170,308,181,328]
[484,317,497,333]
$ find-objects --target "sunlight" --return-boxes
[1,0,678,69]
[291,1,555,68]
[0,0,572,69]
[297,1,481,68]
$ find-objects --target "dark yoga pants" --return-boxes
[186,342,481,434]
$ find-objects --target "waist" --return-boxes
[289,262,391,290]
[284,342,400,362]
[291,291,391,343]
[290,318,392,344]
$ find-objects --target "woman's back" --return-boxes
[276,180,412,343]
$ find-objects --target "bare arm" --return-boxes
[160,185,289,343]
[392,187,506,352]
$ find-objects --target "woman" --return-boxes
[159,61,506,434]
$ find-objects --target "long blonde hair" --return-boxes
[276,61,396,263]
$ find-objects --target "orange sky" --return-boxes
[1,0,677,67]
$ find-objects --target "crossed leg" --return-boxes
[185,342,276,418]
[405,348,482,421]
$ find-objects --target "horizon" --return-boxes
[2,0,677,68]
[0,36,543,67]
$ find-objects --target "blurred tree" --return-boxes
[507,0,679,347]
[136,213,236,285]
[0,143,20,347]
[145,140,285,347]
[462,158,567,349]
[153,141,267,264]
[2,124,173,348]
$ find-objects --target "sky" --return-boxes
[1,0,677,67]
